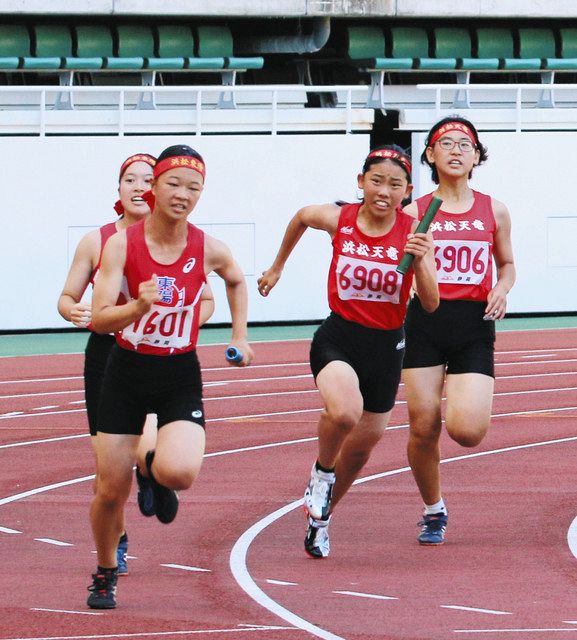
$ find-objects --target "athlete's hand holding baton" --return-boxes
[396,196,443,275]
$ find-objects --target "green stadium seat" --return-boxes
[346,25,411,69]
[196,25,263,70]
[111,24,148,69]
[477,27,541,71]
[545,28,577,70]
[433,27,489,71]
[22,25,66,70]
[0,24,29,69]
[390,26,456,70]
[157,24,223,69]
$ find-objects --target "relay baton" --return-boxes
[225,346,243,363]
[396,196,443,275]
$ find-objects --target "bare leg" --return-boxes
[404,366,445,506]
[445,373,494,447]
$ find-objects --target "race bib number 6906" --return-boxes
[336,255,401,303]
[434,239,490,285]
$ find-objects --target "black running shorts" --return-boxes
[309,312,405,413]
[97,345,205,435]
[403,296,495,377]
[84,332,116,436]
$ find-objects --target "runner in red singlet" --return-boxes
[402,117,516,546]
[258,145,439,558]
[84,145,246,609]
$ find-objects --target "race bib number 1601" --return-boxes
[336,255,401,303]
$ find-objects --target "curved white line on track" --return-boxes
[567,516,577,560]
[230,435,577,640]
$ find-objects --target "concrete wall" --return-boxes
[1,0,576,17]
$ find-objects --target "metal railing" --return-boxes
[416,82,577,132]
[0,84,372,136]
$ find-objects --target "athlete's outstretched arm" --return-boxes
[485,199,516,320]
[257,203,340,297]
[205,235,253,366]
[57,230,100,328]
[405,222,439,313]
[92,232,159,334]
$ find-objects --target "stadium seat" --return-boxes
[390,26,456,70]
[545,27,577,70]
[433,27,488,71]
[0,24,30,69]
[477,27,541,71]
[157,24,223,69]
[196,25,263,70]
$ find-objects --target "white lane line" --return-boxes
[567,516,577,559]
[0,525,22,533]
[160,563,211,573]
[230,500,345,640]
[266,579,298,586]
[230,435,577,640]
[0,433,89,450]
[0,411,23,417]
[0,475,94,506]
[0,626,295,639]
[441,605,511,615]
[0,390,83,400]
[31,608,103,616]
[33,406,58,411]
[0,376,82,385]
[3,402,577,452]
[454,629,577,634]
[34,538,73,546]
[522,354,557,359]
[333,590,398,601]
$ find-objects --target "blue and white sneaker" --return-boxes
[116,534,128,576]
[303,464,335,520]
[304,515,331,558]
[418,512,448,545]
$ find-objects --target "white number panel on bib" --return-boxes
[122,304,194,350]
[336,255,401,303]
[434,240,490,285]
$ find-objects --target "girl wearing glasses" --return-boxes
[402,117,516,546]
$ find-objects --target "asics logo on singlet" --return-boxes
[192,410,203,419]
[396,339,405,350]
[183,258,196,273]
[340,226,354,235]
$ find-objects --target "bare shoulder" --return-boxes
[300,202,342,233]
[204,233,233,271]
[491,197,511,228]
[403,201,419,219]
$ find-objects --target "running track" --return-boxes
[1,328,577,640]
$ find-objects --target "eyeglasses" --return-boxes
[436,138,476,152]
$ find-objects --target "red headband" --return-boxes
[154,155,206,180]
[114,153,156,215]
[366,149,412,176]
[429,122,476,147]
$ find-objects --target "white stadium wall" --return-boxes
[411,131,577,315]
[0,134,368,330]
[2,130,576,331]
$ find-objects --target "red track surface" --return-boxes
[1,329,577,640]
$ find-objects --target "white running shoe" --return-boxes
[304,515,331,558]
[303,463,335,520]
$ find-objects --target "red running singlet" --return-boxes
[416,191,496,302]
[116,220,206,355]
[327,203,415,330]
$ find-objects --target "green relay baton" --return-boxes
[396,196,443,275]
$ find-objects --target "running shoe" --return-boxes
[304,515,331,558]
[303,463,335,520]
[418,512,448,545]
[135,466,155,517]
[87,570,118,609]
[116,534,128,576]
[145,451,179,524]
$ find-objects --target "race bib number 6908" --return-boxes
[336,255,401,303]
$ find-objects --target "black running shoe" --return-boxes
[87,570,117,609]
[135,466,155,517]
[145,451,179,524]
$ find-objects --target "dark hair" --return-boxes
[157,144,204,164]
[362,144,412,182]
[421,116,488,184]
